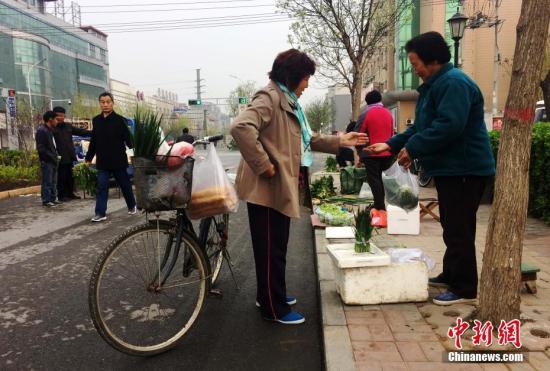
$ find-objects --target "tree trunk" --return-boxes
[478,0,550,325]
[541,70,550,115]
[350,70,364,121]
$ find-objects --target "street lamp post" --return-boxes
[26,57,47,122]
[447,10,468,68]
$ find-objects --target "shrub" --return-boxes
[489,122,550,224]
[0,165,40,183]
[0,149,39,167]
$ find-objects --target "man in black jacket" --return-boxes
[85,92,136,222]
[176,127,195,144]
[36,111,60,207]
[52,106,92,201]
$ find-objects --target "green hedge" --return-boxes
[0,165,40,183]
[0,149,39,167]
[489,122,550,223]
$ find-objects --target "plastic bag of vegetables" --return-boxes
[382,162,419,212]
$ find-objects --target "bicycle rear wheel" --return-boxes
[88,220,208,356]
[198,213,229,286]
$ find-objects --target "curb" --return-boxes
[314,229,357,371]
[0,185,41,200]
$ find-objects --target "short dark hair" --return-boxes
[405,31,451,65]
[268,49,316,92]
[365,90,382,105]
[98,92,114,101]
[52,106,65,114]
[43,111,56,122]
[182,127,189,134]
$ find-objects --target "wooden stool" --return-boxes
[521,263,540,294]
[419,197,440,222]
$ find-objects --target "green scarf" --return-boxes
[277,82,313,167]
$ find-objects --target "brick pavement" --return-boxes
[316,187,550,371]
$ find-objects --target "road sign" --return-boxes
[188,99,202,106]
[238,97,248,105]
[7,94,16,119]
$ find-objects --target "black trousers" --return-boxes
[57,163,75,198]
[434,176,487,299]
[247,202,291,319]
[362,156,394,210]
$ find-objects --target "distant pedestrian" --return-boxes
[176,127,195,144]
[36,111,60,207]
[85,92,137,222]
[356,90,394,227]
[365,32,495,306]
[335,120,357,168]
[52,106,92,201]
[231,49,367,325]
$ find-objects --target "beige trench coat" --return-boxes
[230,81,340,218]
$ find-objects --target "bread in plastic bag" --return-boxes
[187,143,238,219]
[382,162,419,212]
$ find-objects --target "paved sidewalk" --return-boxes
[315,187,550,371]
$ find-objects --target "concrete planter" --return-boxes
[327,242,429,305]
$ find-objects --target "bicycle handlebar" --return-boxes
[193,134,224,146]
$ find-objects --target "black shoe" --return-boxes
[53,200,63,205]
[42,202,56,207]
[428,274,448,288]
[69,193,81,199]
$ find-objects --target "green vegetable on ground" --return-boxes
[73,163,97,196]
[325,156,338,172]
[310,175,336,200]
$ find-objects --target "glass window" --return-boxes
[397,1,420,90]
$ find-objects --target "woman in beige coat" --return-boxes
[230,49,367,325]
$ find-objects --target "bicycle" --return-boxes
[88,135,235,356]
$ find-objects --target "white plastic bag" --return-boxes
[382,162,419,212]
[358,182,373,199]
[386,248,435,270]
[187,143,238,219]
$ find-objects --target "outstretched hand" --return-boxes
[340,132,368,147]
[364,143,390,155]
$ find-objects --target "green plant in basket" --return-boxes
[132,108,165,159]
[74,163,97,196]
[353,207,374,253]
[325,156,337,172]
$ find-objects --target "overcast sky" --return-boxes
[59,0,328,111]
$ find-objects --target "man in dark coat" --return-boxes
[36,111,60,207]
[85,92,136,222]
[176,127,195,144]
[52,106,92,201]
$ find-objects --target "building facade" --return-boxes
[364,0,522,132]
[0,0,109,126]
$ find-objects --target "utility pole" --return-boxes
[196,69,203,101]
[492,0,501,116]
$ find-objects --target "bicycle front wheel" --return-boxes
[89,221,208,356]
[198,213,229,286]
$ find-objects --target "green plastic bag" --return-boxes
[340,166,367,194]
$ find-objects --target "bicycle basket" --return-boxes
[132,156,194,212]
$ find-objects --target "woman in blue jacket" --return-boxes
[366,32,495,306]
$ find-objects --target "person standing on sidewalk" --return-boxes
[355,90,394,227]
[85,92,137,222]
[365,32,495,306]
[36,111,60,207]
[231,49,367,325]
[52,106,92,201]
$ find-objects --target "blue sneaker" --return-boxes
[256,296,297,308]
[433,291,477,306]
[264,311,305,325]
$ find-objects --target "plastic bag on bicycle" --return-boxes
[187,143,239,219]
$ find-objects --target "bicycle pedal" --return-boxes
[209,288,223,297]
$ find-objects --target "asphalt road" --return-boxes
[0,150,328,371]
